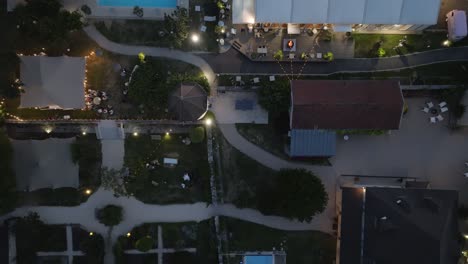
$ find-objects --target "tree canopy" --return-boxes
[258,169,328,222]
[258,79,291,114]
[97,205,123,226]
[13,0,83,50]
[128,59,168,115]
[164,7,189,49]
[0,131,17,214]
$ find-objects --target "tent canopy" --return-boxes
[168,83,208,121]
[19,56,86,109]
[12,138,79,191]
[233,0,441,25]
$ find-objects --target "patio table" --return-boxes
[93,97,101,105]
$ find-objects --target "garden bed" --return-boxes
[221,217,336,264]
[353,32,468,58]
[124,132,210,204]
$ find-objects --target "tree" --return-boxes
[189,126,205,143]
[273,50,284,60]
[81,4,92,15]
[0,131,17,214]
[258,169,328,222]
[97,205,123,226]
[0,52,21,99]
[13,0,83,51]
[128,59,168,115]
[133,6,143,18]
[377,47,386,57]
[164,7,189,48]
[135,236,154,252]
[323,51,334,61]
[257,79,291,114]
[101,167,129,197]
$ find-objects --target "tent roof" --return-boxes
[12,138,79,191]
[168,83,208,121]
[19,56,86,109]
[233,0,441,25]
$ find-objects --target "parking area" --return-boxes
[332,97,468,204]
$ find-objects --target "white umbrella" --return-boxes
[218,21,224,27]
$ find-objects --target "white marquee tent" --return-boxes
[233,0,441,25]
[19,56,86,109]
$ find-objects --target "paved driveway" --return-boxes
[331,98,468,203]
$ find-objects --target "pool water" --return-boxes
[244,255,273,264]
[99,0,177,8]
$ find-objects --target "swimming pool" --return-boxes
[99,0,177,8]
[244,255,273,264]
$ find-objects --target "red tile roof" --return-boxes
[291,80,404,130]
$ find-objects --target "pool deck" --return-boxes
[7,0,189,20]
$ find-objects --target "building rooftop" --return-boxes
[339,187,460,264]
[290,80,404,130]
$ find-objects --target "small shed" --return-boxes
[169,83,208,121]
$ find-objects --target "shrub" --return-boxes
[273,50,284,61]
[97,205,123,226]
[133,6,143,17]
[377,47,386,57]
[81,4,91,15]
[135,236,154,252]
[189,126,205,143]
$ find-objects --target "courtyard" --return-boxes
[332,97,468,203]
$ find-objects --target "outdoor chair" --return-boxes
[422,107,429,113]
[426,101,434,108]
[439,101,447,108]
[269,76,275,82]
[253,77,260,83]
[195,5,201,12]
[430,117,436,123]
[231,28,237,35]
[465,173,468,178]
[436,115,444,122]
[465,162,468,167]
[200,25,207,32]
[441,107,449,113]
[236,76,242,82]
[316,53,323,59]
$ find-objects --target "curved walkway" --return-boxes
[201,47,468,75]
[1,188,328,263]
[83,26,216,87]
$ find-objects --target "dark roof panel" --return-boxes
[291,80,404,130]
[290,129,336,157]
[340,187,459,264]
[339,187,364,264]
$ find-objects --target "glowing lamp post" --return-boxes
[191,34,200,43]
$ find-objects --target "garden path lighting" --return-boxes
[205,118,213,126]
[44,127,53,134]
[133,132,139,137]
[89,232,94,236]
[191,34,200,43]
[85,189,92,195]
[126,232,131,237]
[443,40,451,47]
[82,131,87,136]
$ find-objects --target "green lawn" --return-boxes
[222,217,336,264]
[215,127,276,209]
[124,133,211,204]
[353,33,448,58]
